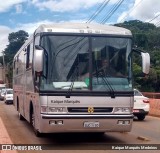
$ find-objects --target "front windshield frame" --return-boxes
[38,33,133,93]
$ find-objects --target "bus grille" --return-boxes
[67,107,113,113]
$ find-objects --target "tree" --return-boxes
[4,30,29,64]
[2,30,28,87]
[115,20,160,92]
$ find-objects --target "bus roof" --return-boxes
[14,23,132,59]
[35,23,132,36]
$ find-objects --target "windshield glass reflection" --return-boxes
[39,35,132,91]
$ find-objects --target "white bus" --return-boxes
[13,23,150,136]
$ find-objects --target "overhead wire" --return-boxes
[155,20,160,26]
[86,0,111,23]
[86,0,105,23]
[148,13,160,27]
[116,0,160,27]
[100,0,125,24]
[119,0,144,23]
[148,14,160,23]
[86,0,126,24]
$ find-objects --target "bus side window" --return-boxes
[26,42,33,69]
[13,60,18,75]
[26,45,30,69]
[13,60,16,69]
[16,55,19,74]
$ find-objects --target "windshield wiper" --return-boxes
[66,67,78,98]
[95,71,115,98]
[66,82,74,98]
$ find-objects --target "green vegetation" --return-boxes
[0,30,28,87]
[115,20,160,92]
[1,20,160,91]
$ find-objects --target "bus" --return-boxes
[13,23,150,136]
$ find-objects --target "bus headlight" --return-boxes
[114,107,131,114]
[41,106,48,113]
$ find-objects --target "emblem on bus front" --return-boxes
[88,107,94,113]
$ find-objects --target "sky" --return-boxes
[0,0,160,56]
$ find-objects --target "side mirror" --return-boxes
[34,47,44,74]
[132,48,150,75]
[141,52,150,74]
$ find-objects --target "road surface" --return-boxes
[0,102,160,153]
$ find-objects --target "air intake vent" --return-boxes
[68,107,113,113]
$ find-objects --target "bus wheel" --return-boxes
[31,109,42,137]
[18,112,24,120]
[137,115,145,121]
[17,105,24,120]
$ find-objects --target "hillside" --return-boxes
[115,20,160,91]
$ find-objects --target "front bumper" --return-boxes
[38,114,134,133]
[5,100,13,104]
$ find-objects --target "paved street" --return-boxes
[0,102,160,153]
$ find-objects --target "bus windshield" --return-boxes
[40,35,132,92]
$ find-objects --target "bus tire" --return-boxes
[137,115,145,121]
[17,102,24,120]
[31,107,42,137]
[18,112,24,120]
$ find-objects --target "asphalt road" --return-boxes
[0,102,160,153]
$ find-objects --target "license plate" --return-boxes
[84,122,99,128]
